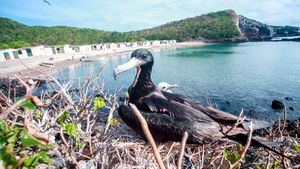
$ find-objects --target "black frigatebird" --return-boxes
[113,49,282,152]
[43,0,51,6]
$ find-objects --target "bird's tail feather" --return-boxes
[226,134,290,159]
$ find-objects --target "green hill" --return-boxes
[0,17,112,49]
[1,9,299,49]
[0,10,242,49]
[125,9,241,42]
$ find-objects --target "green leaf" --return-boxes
[0,120,6,132]
[93,97,105,111]
[228,151,240,164]
[0,147,19,168]
[223,150,228,158]
[34,111,43,121]
[23,151,51,167]
[20,130,50,148]
[108,117,118,126]
[6,129,19,143]
[76,141,84,148]
[274,160,280,169]
[15,97,36,110]
[58,111,70,125]
[295,145,300,153]
[62,123,79,138]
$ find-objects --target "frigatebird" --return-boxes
[113,49,281,150]
[43,0,51,6]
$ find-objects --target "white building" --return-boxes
[98,44,107,50]
[170,40,177,44]
[109,43,118,50]
[117,43,126,49]
[26,45,46,57]
[72,46,80,52]
[63,45,74,54]
[79,45,92,53]
[91,44,98,51]
[150,40,160,46]
[0,49,18,61]
[160,40,169,45]
[44,46,56,55]
[131,42,138,48]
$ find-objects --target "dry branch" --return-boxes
[177,131,189,169]
[24,110,49,143]
[230,121,253,169]
[0,75,38,119]
[129,103,166,169]
[224,109,246,136]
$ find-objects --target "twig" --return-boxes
[223,109,246,136]
[200,145,204,169]
[129,103,166,169]
[24,109,49,143]
[163,142,176,161]
[283,104,287,130]
[177,131,189,169]
[0,75,37,119]
[230,121,253,169]
[104,92,118,134]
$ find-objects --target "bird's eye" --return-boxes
[142,55,147,59]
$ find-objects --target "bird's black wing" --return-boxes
[161,91,243,123]
[141,91,225,140]
[43,0,51,6]
[118,105,219,144]
[161,91,273,131]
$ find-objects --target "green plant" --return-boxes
[295,144,300,153]
[62,123,80,138]
[0,120,52,168]
[15,96,36,110]
[223,144,244,165]
[93,97,105,111]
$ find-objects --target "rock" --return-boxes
[271,100,284,109]
[249,109,257,114]
[0,77,26,98]
[289,107,295,111]
[285,97,293,101]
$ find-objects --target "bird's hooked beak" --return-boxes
[113,57,145,80]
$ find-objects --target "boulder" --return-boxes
[271,100,284,109]
[0,77,26,98]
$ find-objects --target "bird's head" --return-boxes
[157,82,179,92]
[113,49,154,79]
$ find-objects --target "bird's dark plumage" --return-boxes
[114,49,281,153]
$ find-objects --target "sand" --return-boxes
[0,41,206,79]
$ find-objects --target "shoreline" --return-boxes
[0,41,206,79]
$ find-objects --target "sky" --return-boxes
[0,0,300,32]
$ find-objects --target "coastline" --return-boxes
[0,41,206,79]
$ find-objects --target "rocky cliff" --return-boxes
[238,15,300,41]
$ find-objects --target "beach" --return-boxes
[0,41,205,79]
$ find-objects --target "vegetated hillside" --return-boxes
[124,9,241,42]
[0,17,112,49]
[1,9,300,49]
[0,10,241,49]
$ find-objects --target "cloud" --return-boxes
[0,0,299,31]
